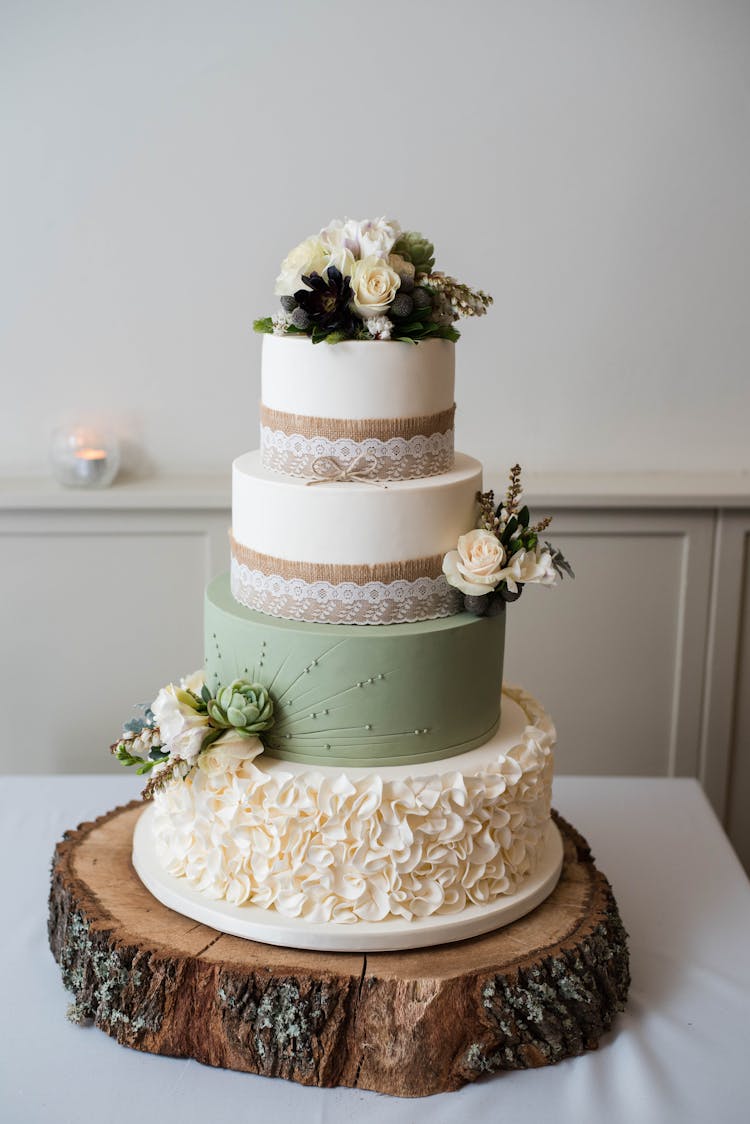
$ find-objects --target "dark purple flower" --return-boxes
[294,266,357,335]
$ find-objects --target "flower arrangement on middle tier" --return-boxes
[254,216,492,344]
[111,671,276,797]
[443,465,575,616]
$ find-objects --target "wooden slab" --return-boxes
[48,802,630,1097]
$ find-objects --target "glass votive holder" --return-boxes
[50,426,121,489]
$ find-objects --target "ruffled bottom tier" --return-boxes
[150,685,554,926]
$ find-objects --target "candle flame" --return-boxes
[75,448,107,461]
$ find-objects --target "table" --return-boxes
[2,775,749,1123]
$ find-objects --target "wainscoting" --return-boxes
[2,473,748,871]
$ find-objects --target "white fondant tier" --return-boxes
[231,450,481,624]
[232,451,481,565]
[261,335,455,420]
[259,337,456,482]
[132,813,562,953]
[144,685,555,932]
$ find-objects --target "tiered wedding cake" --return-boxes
[119,218,573,950]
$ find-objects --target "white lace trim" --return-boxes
[150,685,555,924]
[260,427,454,481]
[230,557,461,625]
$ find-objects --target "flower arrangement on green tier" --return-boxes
[253,217,493,344]
[111,671,275,797]
[442,465,575,617]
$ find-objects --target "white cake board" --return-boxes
[132,805,563,953]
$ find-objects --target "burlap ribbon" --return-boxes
[260,403,455,442]
[229,533,445,585]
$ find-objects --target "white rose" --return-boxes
[319,218,361,255]
[498,546,558,593]
[388,252,415,280]
[151,683,211,764]
[442,529,506,596]
[180,669,205,694]
[358,216,401,259]
[198,734,264,777]
[326,246,356,277]
[350,255,401,319]
[274,236,329,296]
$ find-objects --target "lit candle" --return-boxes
[51,426,120,488]
[72,447,109,486]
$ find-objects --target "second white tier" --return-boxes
[233,450,480,565]
[231,451,481,623]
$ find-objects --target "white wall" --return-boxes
[2,0,749,478]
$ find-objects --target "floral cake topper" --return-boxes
[254,217,492,344]
[443,465,574,616]
[111,672,275,797]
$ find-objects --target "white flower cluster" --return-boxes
[274,217,405,319]
[149,671,212,767]
[118,723,161,761]
[366,315,393,340]
[271,309,293,335]
[443,528,557,598]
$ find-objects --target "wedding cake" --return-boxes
[117,218,573,949]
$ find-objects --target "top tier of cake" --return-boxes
[259,335,455,482]
[233,335,479,626]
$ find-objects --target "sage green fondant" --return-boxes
[205,573,505,767]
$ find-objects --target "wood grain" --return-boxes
[48,802,630,1097]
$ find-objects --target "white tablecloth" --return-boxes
[1,775,749,1124]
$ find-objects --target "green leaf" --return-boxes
[434,325,460,342]
[546,542,575,580]
[324,330,350,345]
[123,716,147,734]
[502,515,518,543]
[253,317,273,334]
[201,684,212,704]
[518,505,530,528]
[200,727,225,753]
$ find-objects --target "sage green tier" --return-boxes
[205,573,505,767]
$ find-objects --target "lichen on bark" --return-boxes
[464,881,630,1075]
[49,874,165,1042]
[216,970,351,1082]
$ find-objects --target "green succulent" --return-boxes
[392,231,435,276]
[206,679,275,735]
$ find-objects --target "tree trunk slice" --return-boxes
[48,801,630,1098]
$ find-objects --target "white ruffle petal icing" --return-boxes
[151,685,555,924]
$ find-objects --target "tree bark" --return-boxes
[48,801,629,1097]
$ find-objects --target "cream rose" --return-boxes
[443,529,506,596]
[179,669,205,695]
[198,734,264,777]
[358,216,401,259]
[274,236,329,296]
[350,255,401,319]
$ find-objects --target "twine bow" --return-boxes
[305,454,387,487]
